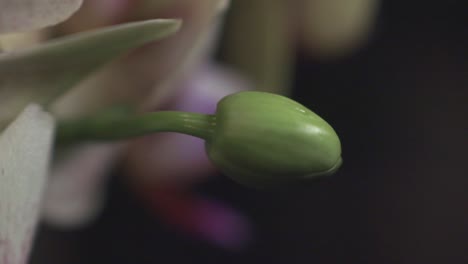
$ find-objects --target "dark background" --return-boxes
[32,1,467,263]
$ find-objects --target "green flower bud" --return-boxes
[57,91,342,188]
[206,91,342,187]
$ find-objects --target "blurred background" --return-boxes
[31,0,467,263]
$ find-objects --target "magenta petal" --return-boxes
[193,198,252,250]
[142,187,252,250]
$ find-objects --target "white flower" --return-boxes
[0,1,183,263]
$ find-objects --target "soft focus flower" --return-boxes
[1,2,83,263]
[124,63,253,249]
[139,186,252,250]
[125,63,250,186]
[0,0,187,262]
[38,0,253,250]
[0,0,354,261]
[222,0,380,94]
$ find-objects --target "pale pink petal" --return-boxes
[55,0,132,32]
[140,0,229,109]
[89,0,130,21]
[0,104,54,264]
[42,143,123,228]
[52,0,229,119]
[124,64,251,185]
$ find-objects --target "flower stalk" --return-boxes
[57,109,216,144]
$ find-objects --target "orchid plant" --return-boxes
[0,0,378,263]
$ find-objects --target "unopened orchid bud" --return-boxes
[206,91,342,187]
[58,91,342,188]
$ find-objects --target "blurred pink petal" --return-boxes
[128,0,231,110]
[42,0,230,230]
[124,63,251,185]
[0,104,54,264]
[124,64,253,250]
[42,143,123,228]
[141,187,252,250]
[56,0,133,31]
[194,197,252,250]
[51,0,228,119]
[90,0,131,21]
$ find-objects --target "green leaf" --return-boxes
[0,19,181,126]
[0,104,55,263]
[0,0,83,33]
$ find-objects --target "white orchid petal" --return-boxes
[0,0,83,33]
[0,104,54,264]
[43,143,122,228]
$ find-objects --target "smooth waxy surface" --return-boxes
[206,91,342,187]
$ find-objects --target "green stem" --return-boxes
[57,111,216,146]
